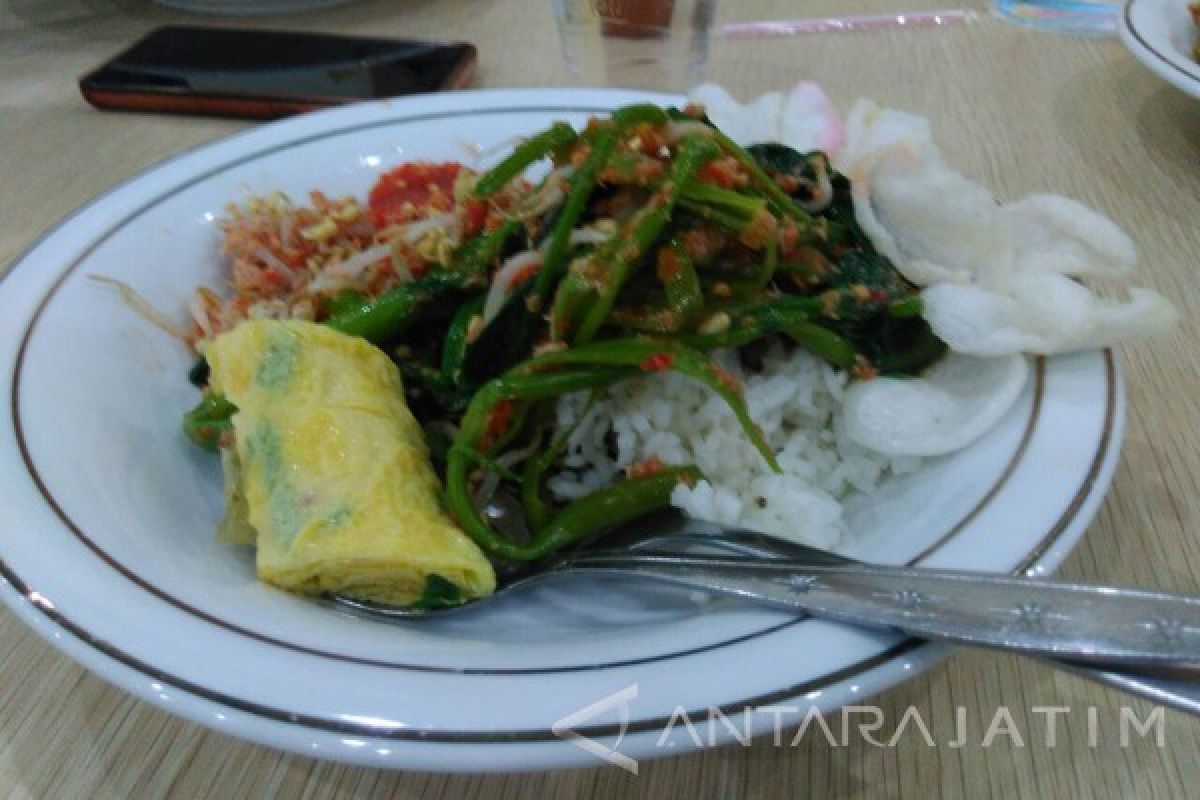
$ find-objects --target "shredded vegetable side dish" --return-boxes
[179,84,1175,609]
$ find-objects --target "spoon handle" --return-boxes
[567,553,1200,668]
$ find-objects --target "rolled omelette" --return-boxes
[204,319,496,605]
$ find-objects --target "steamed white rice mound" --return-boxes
[548,342,919,549]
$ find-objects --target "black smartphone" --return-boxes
[79,26,478,119]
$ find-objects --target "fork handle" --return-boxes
[568,554,1200,668]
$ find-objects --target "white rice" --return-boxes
[548,341,920,550]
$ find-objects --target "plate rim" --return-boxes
[0,88,1127,768]
[1121,0,1200,98]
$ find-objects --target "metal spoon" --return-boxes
[332,513,1200,714]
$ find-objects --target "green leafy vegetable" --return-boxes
[183,101,956,570]
[183,393,237,452]
[408,574,467,610]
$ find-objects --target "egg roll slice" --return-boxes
[205,319,495,605]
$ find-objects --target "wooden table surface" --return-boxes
[3,0,1200,796]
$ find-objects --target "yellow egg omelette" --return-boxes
[204,319,496,605]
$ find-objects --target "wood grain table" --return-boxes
[2,0,1199,796]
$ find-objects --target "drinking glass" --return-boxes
[550,0,716,90]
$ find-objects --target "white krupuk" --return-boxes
[688,82,845,153]
[840,353,1029,457]
[837,99,1177,357]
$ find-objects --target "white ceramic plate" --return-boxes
[1122,0,1200,98]
[0,89,1123,771]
